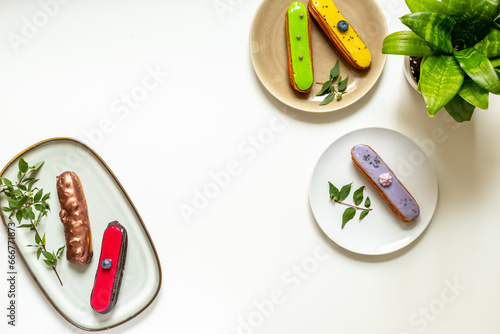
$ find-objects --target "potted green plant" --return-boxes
[382,0,500,122]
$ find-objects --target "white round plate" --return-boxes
[309,128,438,255]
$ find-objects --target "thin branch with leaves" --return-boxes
[0,159,65,285]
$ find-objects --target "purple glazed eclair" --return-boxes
[351,144,420,222]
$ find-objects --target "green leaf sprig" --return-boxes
[316,60,349,105]
[0,158,64,285]
[328,181,372,229]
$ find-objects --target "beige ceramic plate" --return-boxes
[249,0,388,112]
[0,138,161,331]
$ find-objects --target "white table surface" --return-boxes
[1,0,500,333]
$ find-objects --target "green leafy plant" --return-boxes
[382,0,500,122]
[316,60,349,105]
[328,181,372,228]
[0,159,64,285]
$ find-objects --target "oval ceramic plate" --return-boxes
[0,138,161,331]
[249,0,388,112]
[309,128,438,255]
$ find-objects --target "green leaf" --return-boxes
[491,57,500,67]
[43,259,57,267]
[382,31,434,57]
[400,12,455,54]
[359,210,370,221]
[7,197,19,210]
[339,183,352,201]
[444,94,476,122]
[15,210,23,224]
[56,245,65,257]
[30,161,45,173]
[3,178,12,186]
[42,251,55,261]
[353,186,365,206]
[365,196,371,208]
[405,0,448,14]
[328,182,340,201]
[316,81,332,96]
[35,233,41,244]
[451,0,500,50]
[1,206,11,212]
[18,158,28,173]
[454,47,500,94]
[27,207,36,220]
[452,0,500,49]
[458,77,489,109]
[474,28,500,59]
[17,224,33,229]
[446,0,481,18]
[419,51,464,116]
[37,247,42,260]
[319,91,337,105]
[330,60,340,79]
[34,189,43,202]
[338,75,349,91]
[342,207,356,229]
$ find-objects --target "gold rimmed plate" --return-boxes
[249,0,388,112]
[0,138,161,331]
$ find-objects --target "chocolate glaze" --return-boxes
[56,171,93,264]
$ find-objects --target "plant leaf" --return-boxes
[18,158,28,173]
[342,207,356,229]
[338,75,349,91]
[453,47,500,94]
[42,251,55,261]
[458,77,489,109]
[365,196,371,208]
[43,259,57,266]
[444,94,476,122]
[405,0,448,14]
[34,189,43,202]
[319,91,337,105]
[339,183,352,201]
[359,210,370,221]
[400,12,455,54]
[451,0,500,49]
[446,0,481,18]
[330,60,340,79]
[419,51,464,116]
[316,81,332,96]
[492,57,500,68]
[382,31,434,57]
[474,28,500,59]
[353,186,365,206]
[30,161,45,173]
[328,182,340,201]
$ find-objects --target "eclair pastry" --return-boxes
[56,171,93,264]
[308,0,371,70]
[91,221,128,314]
[351,144,420,222]
[286,1,314,93]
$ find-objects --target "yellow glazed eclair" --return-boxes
[308,0,371,70]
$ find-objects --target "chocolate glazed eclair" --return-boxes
[56,171,93,264]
